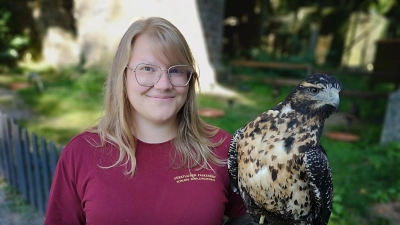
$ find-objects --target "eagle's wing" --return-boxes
[228,127,244,194]
[305,146,333,225]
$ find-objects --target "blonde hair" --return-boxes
[88,17,225,176]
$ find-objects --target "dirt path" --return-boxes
[0,180,44,225]
[0,88,32,120]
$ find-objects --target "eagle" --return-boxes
[228,73,341,224]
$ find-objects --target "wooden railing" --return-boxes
[0,112,61,214]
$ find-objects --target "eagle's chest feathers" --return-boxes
[238,108,321,218]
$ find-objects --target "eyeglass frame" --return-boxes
[126,63,193,87]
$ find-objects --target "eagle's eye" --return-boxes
[308,87,320,94]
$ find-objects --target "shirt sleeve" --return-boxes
[44,144,85,225]
[215,129,248,218]
[224,182,248,217]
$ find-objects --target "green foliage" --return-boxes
[324,129,400,224]
[370,0,396,14]
[0,9,11,36]
[17,66,106,144]
[0,8,29,64]
[0,179,37,215]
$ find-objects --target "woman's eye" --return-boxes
[309,87,320,93]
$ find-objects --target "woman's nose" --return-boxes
[153,70,173,89]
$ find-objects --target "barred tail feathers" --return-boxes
[228,127,244,194]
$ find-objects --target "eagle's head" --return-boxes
[286,73,342,119]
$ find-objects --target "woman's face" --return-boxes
[125,34,190,128]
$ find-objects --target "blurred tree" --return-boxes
[223,0,263,59]
[384,1,400,38]
[35,0,76,36]
[0,0,32,66]
[0,0,76,67]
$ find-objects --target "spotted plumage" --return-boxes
[228,73,341,225]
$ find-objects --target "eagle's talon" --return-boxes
[259,215,265,224]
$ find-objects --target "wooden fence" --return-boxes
[0,112,61,214]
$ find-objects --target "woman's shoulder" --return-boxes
[59,131,102,157]
[211,128,232,141]
[66,131,101,147]
[210,128,232,157]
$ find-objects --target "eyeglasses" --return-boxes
[126,63,193,87]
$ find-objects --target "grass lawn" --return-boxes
[1,65,399,224]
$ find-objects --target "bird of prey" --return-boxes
[228,73,341,225]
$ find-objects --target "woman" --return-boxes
[44,17,252,225]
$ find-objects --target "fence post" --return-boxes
[40,137,51,213]
[22,128,35,206]
[31,132,45,214]
[48,141,59,184]
[12,121,29,202]
[0,113,6,178]
[4,117,17,187]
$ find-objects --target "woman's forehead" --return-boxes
[142,32,186,65]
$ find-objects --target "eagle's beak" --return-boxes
[329,89,340,111]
